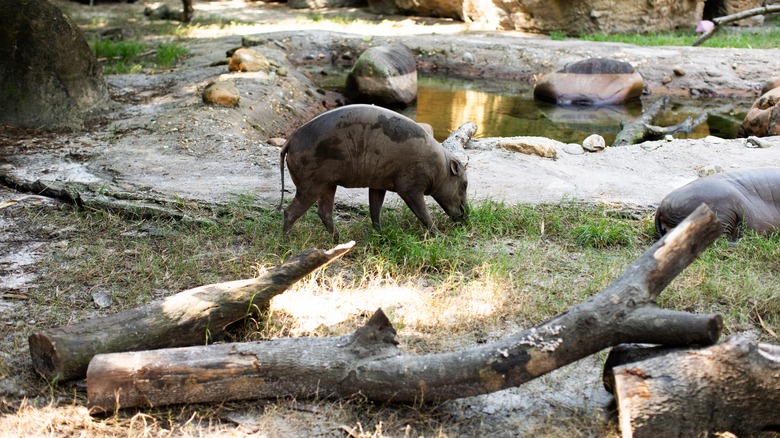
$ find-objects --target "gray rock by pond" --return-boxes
[345,43,417,107]
[534,58,643,106]
[0,0,109,130]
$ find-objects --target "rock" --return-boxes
[386,0,701,34]
[704,135,727,144]
[746,136,772,148]
[761,77,780,95]
[673,67,686,77]
[0,0,109,129]
[202,81,240,107]
[288,0,365,8]
[497,138,558,159]
[582,134,606,152]
[533,58,643,106]
[92,290,113,309]
[462,52,475,64]
[697,164,723,177]
[367,0,401,14]
[662,75,672,84]
[228,48,270,72]
[738,87,780,137]
[267,138,287,147]
[563,143,585,155]
[345,43,417,107]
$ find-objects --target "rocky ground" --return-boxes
[2,0,780,436]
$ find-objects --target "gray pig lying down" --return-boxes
[655,167,780,240]
[280,104,469,239]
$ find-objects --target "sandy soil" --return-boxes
[2,1,780,435]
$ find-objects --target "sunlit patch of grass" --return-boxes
[88,38,190,74]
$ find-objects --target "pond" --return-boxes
[315,72,752,145]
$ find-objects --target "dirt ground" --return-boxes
[2,0,780,436]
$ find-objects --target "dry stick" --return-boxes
[606,336,780,437]
[29,242,355,381]
[87,204,723,413]
[693,5,780,47]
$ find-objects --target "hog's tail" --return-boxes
[278,140,290,211]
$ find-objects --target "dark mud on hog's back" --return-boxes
[279,104,469,239]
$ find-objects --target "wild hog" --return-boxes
[280,104,469,239]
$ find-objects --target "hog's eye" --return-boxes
[462,182,468,191]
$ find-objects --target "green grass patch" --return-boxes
[579,28,780,48]
[88,38,189,74]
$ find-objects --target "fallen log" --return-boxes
[612,96,670,146]
[643,112,708,138]
[29,241,354,381]
[87,204,723,413]
[606,336,780,437]
[442,121,477,163]
[693,5,780,47]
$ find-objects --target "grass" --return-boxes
[5,196,778,436]
[89,38,189,74]
[579,28,780,48]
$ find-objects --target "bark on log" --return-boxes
[612,96,670,147]
[29,242,354,381]
[693,5,780,47]
[607,336,780,437]
[87,204,724,413]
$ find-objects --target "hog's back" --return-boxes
[285,105,442,190]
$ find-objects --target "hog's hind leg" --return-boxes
[316,185,339,240]
[368,188,386,230]
[283,190,320,234]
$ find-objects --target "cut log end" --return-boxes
[28,332,62,380]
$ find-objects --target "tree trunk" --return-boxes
[612,96,670,146]
[28,242,354,381]
[606,336,780,437]
[87,204,724,413]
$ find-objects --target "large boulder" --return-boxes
[0,0,109,130]
[345,43,417,107]
[386,0,701,34]
[738,87,780,137]
[533,58,644,106]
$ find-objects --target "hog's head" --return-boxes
[433,155,469,222]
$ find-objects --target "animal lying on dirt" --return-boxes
[655,168,780,240]
[280,104,469,239]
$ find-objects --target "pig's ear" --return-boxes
[449,159,462,175]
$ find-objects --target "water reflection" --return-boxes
[400,76,750,144]
[313,71,751,144]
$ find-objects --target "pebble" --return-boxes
[462,52,475,64]
[697,164,723,177]
[746,136,772,148]
[582,134,605,152]
[563,143,585,155]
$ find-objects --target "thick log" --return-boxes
[87,204,724,413]
[693,5,780,47]
[612,96,670,146]
[29,242,354,381]
[608,336,780,437]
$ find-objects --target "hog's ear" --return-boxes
[449,159,462,176]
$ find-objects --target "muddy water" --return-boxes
[316,72,752,144]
